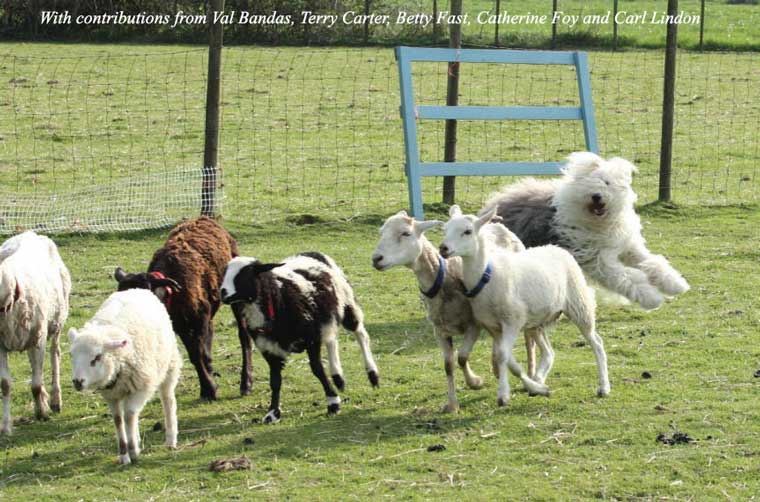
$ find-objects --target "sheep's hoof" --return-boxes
[331,374,345,392]
[597,386,611,398]
[327,403,341,416]
[117,454,132,465]
[367,370,380,388]
[0,424,12,435]
[200,389,218,402]
[496,397,509,407]
[35,411,51,421]
[240,380,253,396]
[441,402,460,414]
[263,409,281,424]
[465,376,484,390]
[50,403,61,414]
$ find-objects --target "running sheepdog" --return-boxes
[481,152,689,310]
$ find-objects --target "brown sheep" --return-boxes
[114,217,252,400]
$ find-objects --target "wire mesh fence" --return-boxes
[0,46,757,232]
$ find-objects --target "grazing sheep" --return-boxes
[371,210,549,412]
[221,252,379,424]
[0,231,70,435]
[114,216,251,400]
[440,205,611,406]
[69,289,182,465]
[480,152,689,310]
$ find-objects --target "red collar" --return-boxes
[149,271,174,310]
[253,294,276,335]
[0,283,21,314]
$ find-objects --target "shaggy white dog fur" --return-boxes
[481,152,690,310]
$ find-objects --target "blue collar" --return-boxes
[464,262,493,298]
[420,255,446,299]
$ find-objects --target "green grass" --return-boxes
[0,202,758,499]
[0,43,757,230]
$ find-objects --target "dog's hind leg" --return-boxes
[622,241,690,296]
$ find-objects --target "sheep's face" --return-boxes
[440,205,495,259]
[68,328,126,391]
[372,211,442,271]
[113,268,182,303]
[221,257,282,304]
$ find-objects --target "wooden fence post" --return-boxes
[659,0,678,202]
[202,0,224,216]
[443,0,462,205]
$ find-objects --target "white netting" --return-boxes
[0,167,222,234]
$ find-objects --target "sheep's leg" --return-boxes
[458,325,483,390]
[27,342,50,421]
[622,241,690,296]
[531,328,555,385]
[232,305,253,396]
[524,331,537,380]
[590,252,664,310]
[437,331,459,413]
[342,304,379,387]
[124,392,149,463]
[49,325,62,413]
[262,352,284,424]
[307,343,341,416]
[108,400,130,465]
[181,328,217,401]
[159,362,180,448]
[0,349,12,435]
[496,324,549,406]
[576,319,610,398]
[323,324,345,392]
[203,319,215,375]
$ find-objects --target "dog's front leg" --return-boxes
[590,250,664,310]
[621,240,690,297]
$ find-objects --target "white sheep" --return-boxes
[372,210,551,412]
[0,231,70,435]
[69,289,182,464]
[440,205,611,406]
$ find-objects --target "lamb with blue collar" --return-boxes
[440,205,611,407]
[372,210,545,413]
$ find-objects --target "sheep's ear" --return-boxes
[449,205,462,217]
[114,267,127,283]
[414,220,442,236]
[251,263,283,275]
[67,328,78,343]
[104,339,128,351]
[475,207,497,230]
[151,276,182,292]
[395,210,408,218]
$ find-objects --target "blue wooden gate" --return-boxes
[395,46,599,219]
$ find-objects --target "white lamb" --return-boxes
[0,231,70,435]
[440,205,611,406]
[69,289,181,465]
[372,210,550,412]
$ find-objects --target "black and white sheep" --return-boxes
[114,217,250,400]
[221,252,379,423]
[0,231,70,434]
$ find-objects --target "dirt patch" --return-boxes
[656,432,694,445]
[209,455,252,472]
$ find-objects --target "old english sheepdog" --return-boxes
[480,152,689,310]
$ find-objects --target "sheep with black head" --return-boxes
[114,217,252,401]
[221,252,379,423]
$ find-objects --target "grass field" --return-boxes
[1,43,757,230]
[0,7,759,498]
[0,201,758,499]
